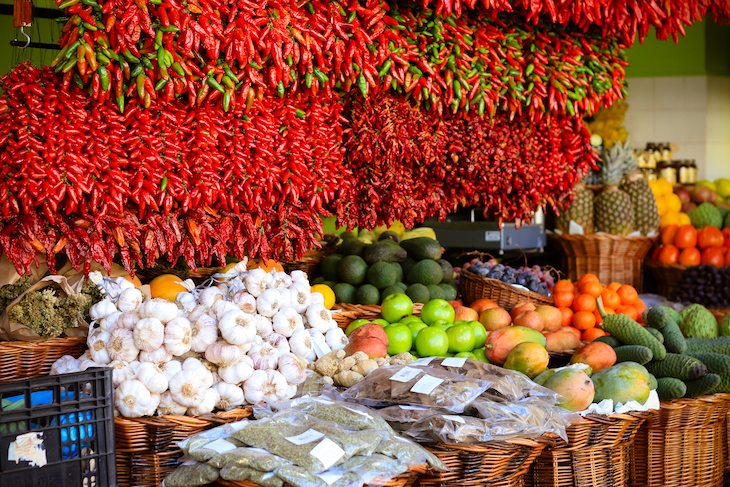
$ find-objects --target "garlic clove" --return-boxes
[133,317,166,352]
[325,327,348,351]
[278,353,308,385]
[272,306,304,338]
[139,298,179,324]
[117,288,143,313]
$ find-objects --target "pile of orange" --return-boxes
[652,224,730,267]
[551,274,647,342]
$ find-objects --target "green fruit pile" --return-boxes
[313,234,457,305]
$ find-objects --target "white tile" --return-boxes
[704,144,730,181]
[676,143,706,179]
[654,77,686,109]
[708,76,730,109]
[706,109,730,143]
[624,110,654,147]
[626,78,655,110]
[654,109,692,143]
[683,76,708,109]
[677,109,707,143]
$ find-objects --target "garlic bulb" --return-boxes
[139,346,173,364]
[100,311,123,333]
[278,288,293,308]
[290,270,309,285]
[158,391,188,416]
[289,329,316,362]
[218,310,257,346]
[211,300,239,321]
[135,362,169,394]
[190,314,218,353]
[117,288,143,313]
[107,328,140,362]
[133,317,165,352]
[269,271,292,289]
[248,343,279,370]
[230,291,257,314]
[325,327,348,351]
[310,292,325,307]
[159,359,182,383]
[198,287,224,308]
[88,330,112,364]
[175,292,197,313]
[51,355,81,376]
[187,305,211,325]
[78,359,101,371]
[243,370,266,404]
[265,333,290,356]
[183,357,215,388]
[218,356,254,385]
[117,312,139,330]
[306,304,334,333]
[227,278,245,297]
[164,317,192,356]
[278,353,307,385]
[187,388,219,416]
[213,382,245,410]
[115,380,153,418]
[139,298,178,324]
[217,282,229,296]
[145,393,161,417]
[169,369,210,407]
[244,268,271,297]
[90,299,118,321]
[257,289,282,318]
[253,370,288,403]
[307,329,330,358]
[289,283,312,314]
[110,360,139,387]
[205,341,244,367]
[254,315,274,338]
[272,306,304,337]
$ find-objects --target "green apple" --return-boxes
[345,319,370,336]
[446,324,476,353]
[467,320,488,349]
[380,293,414,323]
[415,327,449,357]
[420,299,455,324]
[405,321,428,341]
[384,324,413,355]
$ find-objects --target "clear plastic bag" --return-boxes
[209,447,292,472]
[178,421,249,461]
[220,465,285,487]
[375,436,447,472]
[340,365,491,413]
[374,405,436,432]
[162,460,220,487]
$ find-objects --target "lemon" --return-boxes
[677,212,691,226]
[655,196,668,216]
[664,193,682,213]
[658,178,674,196]
[660,212,681,228]
[311,284,336,309]
[649,180,663,199]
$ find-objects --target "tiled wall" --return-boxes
[622,76,730,181]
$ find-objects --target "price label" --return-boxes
[390,367,421,383]
[410,375,444,395]
[286,429,325,445]
[441,357,467,367]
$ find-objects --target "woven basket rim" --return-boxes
[460,268,552,303]
[644,260,688,271]
[0,335,87,347]
[549,233,657,243]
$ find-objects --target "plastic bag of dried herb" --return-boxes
[375,436,447,472]
[220,464,285,487]
[259,396,394,432]
[162,460,220,487]
[208,447,292,472]
[178,421,249,461]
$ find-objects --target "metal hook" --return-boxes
[17,26,31,50]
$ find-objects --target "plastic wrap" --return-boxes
[178,421,249,461]
[375,436,447,472]
[374,405,436,431]
[340,365,491,413]
[209,447,292,471]
[219,465,285,487]
[162,460,220,487]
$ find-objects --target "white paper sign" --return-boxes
[442,415,466,424]
[205,439,237,454]
[410,375,444,395]
[389,367,421,383]
[441,357,467,367]
[286,429,325,445]
[413,357,435,366]
[8,432,47,467]
[310,438,345,470]
[318,472,344,485]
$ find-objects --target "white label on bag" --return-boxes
[318,472,344,485]
[286,429,325,445]
[413,357,434,366]
[205,439,237,454]
[442,415,466,424]
[310,439,345,470]
[400,405,429,410]
[390,367,421,383]
[441,357,467,367]
[410,375,444,395]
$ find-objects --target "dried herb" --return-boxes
[0,276,31,314]
[162,462,219,487]
[209,447,291,472]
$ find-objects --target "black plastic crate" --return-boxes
[0,368,116,487]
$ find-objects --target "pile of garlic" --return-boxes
[50,262,349,418]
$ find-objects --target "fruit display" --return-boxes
[463,258,555,296]
[652,224,730,268]
[586,99,629,149]
[314,234,457,305]
[651,178,730,229]
[671,266,730,308]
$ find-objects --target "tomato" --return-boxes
[446,324,477,353]
[657,244,680,264]
[384,324,413,355]
[723,227,730,247]
[673,225,698,249]
[420,299,456,324]
[701,247,725,267]
[380,293,414,323]
[660,224,679,246]
[726,249,730,267]
[651,245,664,262]
[414,327,449,357]
[697,226,724,250]
[678,247,701,266]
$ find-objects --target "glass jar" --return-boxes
[677,160,690,185]
[658,162,677,185]
[688,160,698,184]
[662,144,672,162]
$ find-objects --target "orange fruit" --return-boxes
[559,307,574,327]
[616,305,639,322]
[678,247,701,266]
[634,300,648,323]
[576,273,599,289]
[594,307,615,325]
[573,294,597,313]
[607,282,622,292]
[617,285,638,306]
[599,289,621,310]
[150,274,186,302]
[582,327,607,341]
[581,281,604,298]
[572,311,597,330]
[553,279,574,294]
[660,224,679,246]
[553,291,574,309]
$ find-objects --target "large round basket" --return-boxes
[115,407,252,487]
[215,464,427,487]
[549,234,656,292]
[331,303,424,328]
[281,246,338,279]
[643,261,685,299]
[459,269,552,308]
[711,308,729,325]
[0,336,87,382]
[527,412,652,487]
[631,394,730,487]
[418,438,546,487]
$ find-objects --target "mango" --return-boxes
[484,326,547,365]
[543,367,595,412]
[503,342,549,378]
[591,362,652,406]
[533,369,556,386]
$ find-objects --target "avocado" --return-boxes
[356,284,380,305]
[426,284,444,300]
[401,258,417,277]
[395,282,408,292]
[322,280,338,289]
[437,259,454,283]
[438,283,457,301]
[338,237,367,256]
[380,285,404,303]
[311,276,326,284]
[406,283,430,304]
[320,254,344,281]
[391,262,404,282]
[399,237,443,260]
[338,255,368,286]
[367,261,398,290]
[363,241,407,264]
[333,282,356,304]
[378,231,402,244]
[406,259,444,286]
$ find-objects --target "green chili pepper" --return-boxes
[123,50,139,63]
[525,63,534,76]
[249,61,263,70]
[172,62,185,77]
[158,25,180,32]
[64,41,80,60]
[295,109,306,118]
[276,81,284,98]
[305,2,314,13]
[137,75,146,98]
[408,66,423,76]
[207,76,225,93]
[140,56,153,69]
[313,68,328,83]
[99,66,109,91]
[73,73,84,89]
[96,52,111,65]
[155,78,168,91]
[160,176,168,192]
[305,72,313,88]
[453,80,462,99]
[131,64,144,77]
[566,101,575,116]
[358,73,367,97]
[222,76,235,89]
[116,95,124,112]
[347,10,356,22]
[223,92,231,112]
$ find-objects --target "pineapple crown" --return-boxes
[601,141,636,186]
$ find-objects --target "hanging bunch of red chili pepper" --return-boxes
[0,62,349,276]
[335,90,597,230]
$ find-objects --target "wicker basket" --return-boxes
[527,412,652,487]
[281,246,338,278]
[630,394,730,487]
[418,438,546,487]
[216,464,427,487]
[549,234,656,292]
[115,407,252,487]
[711,308,730,325]
[332,303,424,328]
[459,269,553,308]
[0,336,87,382]
[643,261,686,299]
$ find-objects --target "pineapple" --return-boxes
[620,154,660,236]
[557,176,594,234]
[594,142,635,235]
